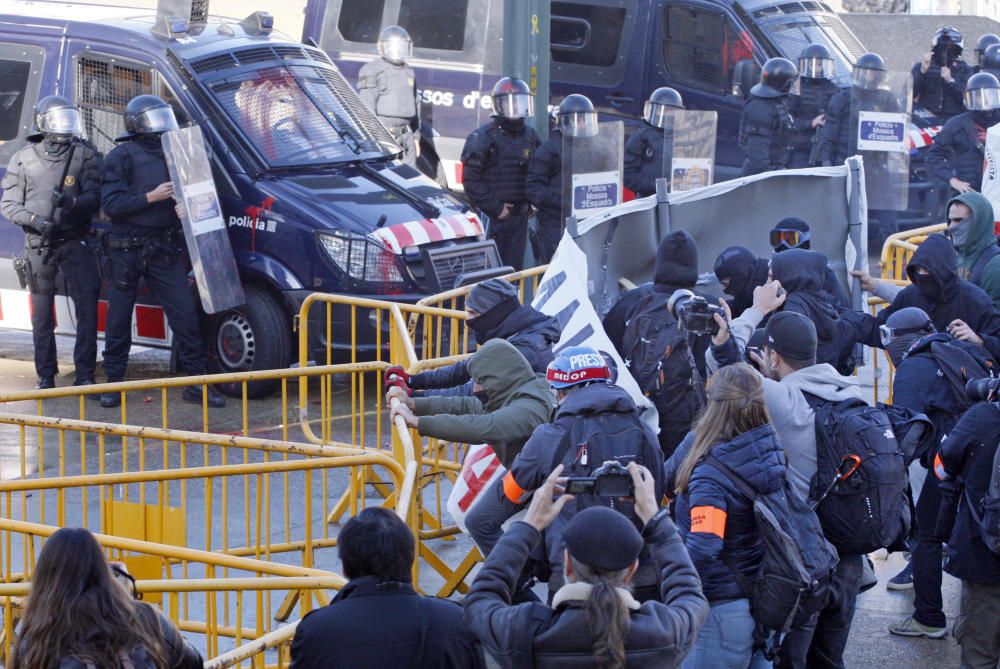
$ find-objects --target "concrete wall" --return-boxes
[841,13,1000,71]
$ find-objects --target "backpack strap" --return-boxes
[547,422,576,473]
[704,453,757,601]
[969,244,1000,287]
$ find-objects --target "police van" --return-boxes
[0,0,505,396]
[307,0,944,225]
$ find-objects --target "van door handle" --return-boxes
[607,93,635,107]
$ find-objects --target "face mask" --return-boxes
[887,334,920,366]
[473,389,490,405]
[912,272,941,301]
[947,215,975,250]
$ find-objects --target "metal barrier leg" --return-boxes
[436,547,482,598]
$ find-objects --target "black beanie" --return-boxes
[654,230,698,287]
[774,217,810,234]
[563,507,643,571]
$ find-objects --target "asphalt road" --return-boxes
[0,329,965,667]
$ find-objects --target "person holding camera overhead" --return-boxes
[501,346,665,603]
[913,26,974,122]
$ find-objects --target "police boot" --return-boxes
[182,384,226,409]
[35,376,55,390]
[73,379,102,402]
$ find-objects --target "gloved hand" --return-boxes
[33,218,57,238]
[384,366,410,389]
[52,189,76,212]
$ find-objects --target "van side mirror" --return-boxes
[732,59,761,99]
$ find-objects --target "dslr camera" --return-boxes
[564,460,634,496]
[966,377,1000,402]
[669,289,726,336]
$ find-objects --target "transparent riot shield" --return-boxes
[850,72,913,212]
[562,121,624,225]
[162,126,245,314]
[663,110,718,193]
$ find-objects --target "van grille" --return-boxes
[189,45,335,75]
[190,53,238,74]
[420,242,503,292]
[75,56,153,155]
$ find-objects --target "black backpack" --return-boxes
[804,395,911,554]
[706,454,839,645]
[921,337,994,412]
[620,291,705,419]
[967,440,1000,556]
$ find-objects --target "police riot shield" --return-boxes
[850,73,913,212]
[662,111,718,193]
[162,126,245,314]
[562,122,624,225]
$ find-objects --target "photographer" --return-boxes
[665,363,782,668]
[501,346,665,602]
[913,26,973,121]
[464,464,708,669]
[936,381,1000,669]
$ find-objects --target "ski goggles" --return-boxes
[770,229,809,250]
[878,323,930,346]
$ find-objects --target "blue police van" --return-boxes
[0,1,505,396]
[306,0,945,224]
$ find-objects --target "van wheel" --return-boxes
[207,286,292,399]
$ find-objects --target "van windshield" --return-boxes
[760,15,864,87]
[207,64,400,167]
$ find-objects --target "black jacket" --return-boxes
[939,401,1000,585]
[290,576,485,669]
[860,234,1000,362]
[925,112,986,190]
[739,95,792,175]
[818,89,852,166]
[665,424,787,602]
[525,130,562,225]
[461,119,540,217]
[101,138,178,234]
[788,78,841,153]
[409,305,560,396]
[463,516,708,669]
[624,124,666,198]
[912,59,973,120]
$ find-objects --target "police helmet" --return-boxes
[643,87,684,129]
[852,53,888,91]
[120,95,179,141]
[965,72,1000,111]
[30,95,83,141]
[491,77,534,120]
[378,25,412,65]
[983,44,1000,74]
[751,58,798,98]
[546,346,612,389]
[798,44,834,80]
[976,33,1000,64]
[558,94,598,137]
[933,26,964,52]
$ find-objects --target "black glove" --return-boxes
[32,218,56,238]
[52,189,76,212]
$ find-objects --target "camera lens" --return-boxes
[966,377,1000,402]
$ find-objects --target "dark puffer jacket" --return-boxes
[463,514,708,669]
[666,424,787,602]
[770,249,858,373]
[925,113,987,191]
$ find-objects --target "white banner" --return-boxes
[982,124,1000,225]
[856,111,908,152]
[445,443,507,534]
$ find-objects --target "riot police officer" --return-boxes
[357,26,420,167]
[739,57,797,176]
[461,78,539,270]
[980,43,1000,79]
[974,33,1000,71]
[787,44,840,168]
[913,26,973,121]
[525,96,590,264]
[100,95,224,409]
[926,72,1000,195]
[1,96,101,391]
[624,87,684,197]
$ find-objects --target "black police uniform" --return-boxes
[913,58,973,120]
[623,124,667,197]
[1,138,101,385]
[357,58,419,167]
[461,119,539,270]
[787,77,841,168]
[524,129,561,264]
[925,111,990,192]
[739,95,793,176]
[100,135,207,381]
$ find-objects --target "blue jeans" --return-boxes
[683,598,772,669]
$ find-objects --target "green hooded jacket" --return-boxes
[949,191,1000,310]
[413,339,555,468]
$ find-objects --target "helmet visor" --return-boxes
[38,107,83,137]
[494,93,534,119]
[852,67,887,90]
[799,57,834,79]
[560,111,598,137]
[770,229,807,250]
[644,101,681,129]
[134,106,179,134]
[966,86,1000,111]
[379,37,412,64]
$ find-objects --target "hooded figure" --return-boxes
[864,234,1000,362]
[714,246,770,317]
[947,192,1000,308]
[410,339,555,468]
[769,249,859,374]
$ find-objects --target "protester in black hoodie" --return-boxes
[855,234,1000,363]
[604,231,709,456]
[714,246,770,317]
[769,248,859,374]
